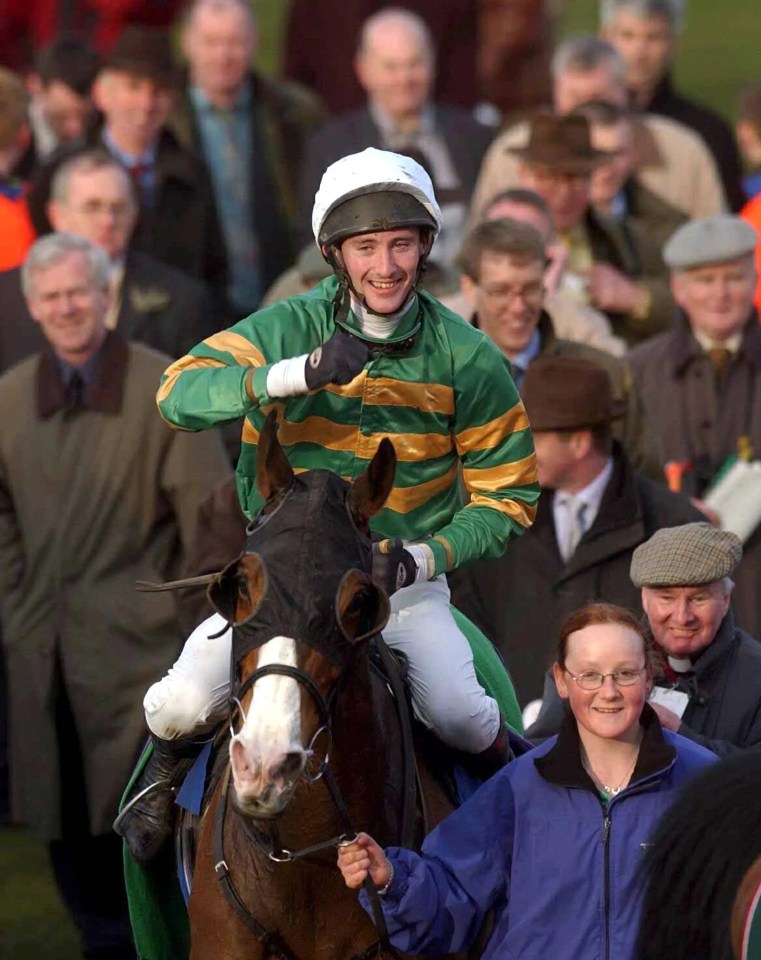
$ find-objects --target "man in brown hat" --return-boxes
[28,26,229,303]
[449,353,701,706]
[527,522,761,756]
[508,112,673,344]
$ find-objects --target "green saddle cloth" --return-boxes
[123,608,522,960]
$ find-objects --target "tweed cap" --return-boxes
[522,355,613,431]
[663,216,758,271]
[630,522,743,587]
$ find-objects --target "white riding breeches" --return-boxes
[144,577,500,753]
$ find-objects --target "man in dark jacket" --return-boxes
[170,0,326,317]
[299,8,494,264]
[527,523,761,757]
[0,149,220,374]
[27,26,229,299]
[449,354,701,705]
[628,215,761,638]
[599,0,745,211]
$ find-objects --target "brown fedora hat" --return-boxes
[102,26,178,89]
[508,114,614,173]
[522,355,614,431]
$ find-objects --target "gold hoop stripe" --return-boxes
[455,402,530,453]
[383,464,459,514]
[242,416,454,461]
[202,331,266,368]
[467,492,537,528]
[325,376,455,414]
[156,355,229,404]
[462,454,538,493]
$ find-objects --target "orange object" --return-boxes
[740,193,761,316]
[664,460,691,493]
[0,192,35,271]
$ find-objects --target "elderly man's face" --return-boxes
[589,120,634,209]
[603,10,676,95]
[48,166,137,261]
[26,250,109,365]
[182,1,255,100]
[553,62,628,114]
[642,581,732,658]
[462,251,544,359]
[355,19,433,121]
[672,256,756,341]
[518,164,591,233]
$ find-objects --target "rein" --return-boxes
[214,658,409,960]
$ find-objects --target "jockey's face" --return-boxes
[340,228,424,314]
[553,622,651,746]
[25,250,109,366]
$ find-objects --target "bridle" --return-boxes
[214,658,404,960]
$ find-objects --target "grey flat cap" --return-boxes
[630,522,743,587]
[664,216,757,270]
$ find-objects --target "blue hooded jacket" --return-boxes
[361,705,715,959]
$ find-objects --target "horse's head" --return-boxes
[208,412,395,818]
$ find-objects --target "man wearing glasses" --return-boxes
[528,522,761,756]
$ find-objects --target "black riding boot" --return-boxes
[114,734,204,865]
[461,720,513,783]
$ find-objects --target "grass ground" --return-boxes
[2,2,757,956]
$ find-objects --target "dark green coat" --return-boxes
[0,335,230,839]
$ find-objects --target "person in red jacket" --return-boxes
[0,66,36,270]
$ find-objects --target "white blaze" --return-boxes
[233,636,303,764]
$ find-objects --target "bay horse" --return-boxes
[637,749,761,960]
[187,412,461,960]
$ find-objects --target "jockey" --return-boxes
[117,148,539,863]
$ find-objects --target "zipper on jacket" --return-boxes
[602,812,612,960]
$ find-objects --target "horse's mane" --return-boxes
[637,750,761,960]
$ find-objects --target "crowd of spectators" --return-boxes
[1,0,760,957]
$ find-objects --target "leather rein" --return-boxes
[214,645,417,960]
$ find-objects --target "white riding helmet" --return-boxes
[312,148,442,248]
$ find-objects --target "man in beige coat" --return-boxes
[0,233,230,958]
[469,35,727,227]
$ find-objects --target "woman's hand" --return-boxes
[337,832,392,890]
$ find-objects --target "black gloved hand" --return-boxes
[304,331,371,390]
[372,539,418,596]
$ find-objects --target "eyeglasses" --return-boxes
[565,668,646,690]
[477,281,544,306]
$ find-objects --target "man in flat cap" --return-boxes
[628,214,761,638]
[449,353,700,706]
[528,522,761,756]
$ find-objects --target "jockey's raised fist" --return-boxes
[305,331,371,390]
[372,539,418,596]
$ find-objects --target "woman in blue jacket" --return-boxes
[338,602,716,960]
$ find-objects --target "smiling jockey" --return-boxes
[117,148,539,863]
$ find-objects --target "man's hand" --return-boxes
[650,701,682,732]
[337,833,392,890]
[586,264,649,316]
[304,332,371,390]
[372,539,418,596]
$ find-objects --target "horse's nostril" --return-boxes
[278,751,304,782]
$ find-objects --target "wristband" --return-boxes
[265,355,309,399]
[405,543,436,582]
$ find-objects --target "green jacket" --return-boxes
[158,278,539,576]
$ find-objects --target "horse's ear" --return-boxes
[347,438,396,526]
[207,554,267,626]
[336,569,390,643]
[257,410,294,501]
